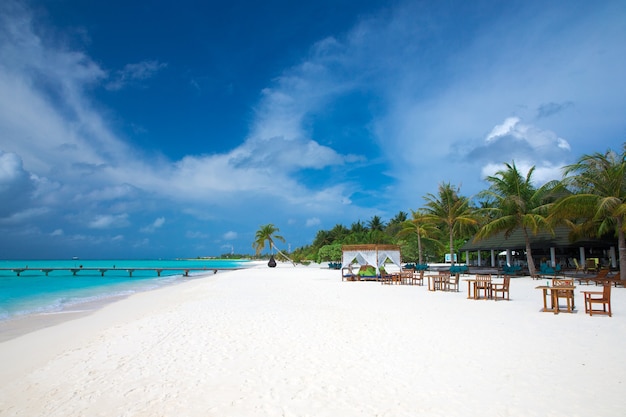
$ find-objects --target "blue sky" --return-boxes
[0,0,624,259]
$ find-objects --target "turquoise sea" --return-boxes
[0,259,250,321]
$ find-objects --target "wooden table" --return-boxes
[426,274,448,291]
[463,279,477,299]
[535,285,576,314]
[463,278,494,300]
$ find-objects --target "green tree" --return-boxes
[423,182,478,265]
[367,215,386,231]
[474,162,559,276]
[386,211,409,237]
[397,209,442,264]
[317,243,343,263]
[253,224,294,265]
[350,220,367,234]
[552,147,626,279]
[329,224,350,243]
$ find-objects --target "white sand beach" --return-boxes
[1,264,625,417]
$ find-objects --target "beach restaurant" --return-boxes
[460,226,619,271]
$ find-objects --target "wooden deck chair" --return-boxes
[583,284,612,317]
[552,278,575,312]
[585,258,598,273]
[572,258,585,273]
[591,269,611,286]
[491,276,510,301]
[613,273,626,288]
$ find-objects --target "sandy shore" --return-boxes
[1,264,625,416]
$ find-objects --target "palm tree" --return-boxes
[386,211,409,237]
[474,162,559,277]
[423,183,478,265]
[551,147,626,279]
[397,209,442,264]
[253,224,294,266]
[367,215,386,231]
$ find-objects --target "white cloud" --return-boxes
[50,228,63,236]
[88,213,130,229]
[0,0,624,257]
[223,231,237,240]
[105,60,167,91]
[306,217,321,227]
[186,231,209,239]
[140,217,165,233]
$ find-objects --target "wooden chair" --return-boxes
[436,271,451,291]
[591,269,611,286]
[341,266,358,281]
[447,273,460,292]
[399,270,414,285]
[411,270,424,286]
[612,273,626,288]
[572,258,585,273]
[552,279,575,312]
[585,258,598,273]
[474,274,492,299]
[491,276,510,301]
[583,284,612,317]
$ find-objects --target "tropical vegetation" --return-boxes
[252,145,625,274]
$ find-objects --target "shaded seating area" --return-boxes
[583,284,612,317]
[341,244,403,282]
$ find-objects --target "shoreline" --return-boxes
[1,266,625,416]
[0,268,238,343]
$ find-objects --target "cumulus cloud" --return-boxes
[459,117,572,185]
[140,217,165,233]
[0,0,623,257]
[88,213,130,229]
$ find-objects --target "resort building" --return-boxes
[460,226,619,272]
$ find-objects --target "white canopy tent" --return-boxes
[341,244,402,275]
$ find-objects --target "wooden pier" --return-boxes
[0,266,243,277]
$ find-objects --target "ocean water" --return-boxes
[0,259,250,321]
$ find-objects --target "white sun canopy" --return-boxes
[341,244,402,274]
